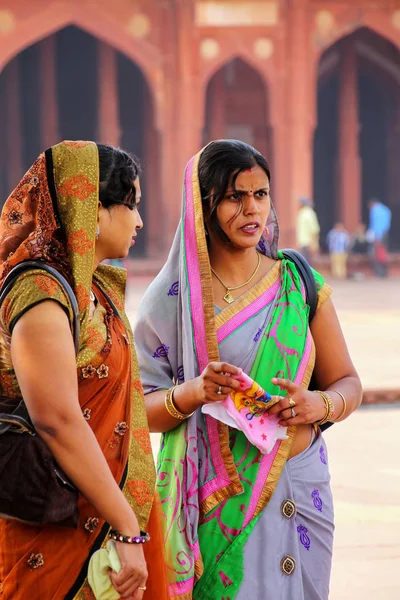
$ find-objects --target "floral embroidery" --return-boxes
[97,364,109,379]
[83,408,91,421]
[105,288,123,311]
[297,525,311,550]
[167,281,179,296]
[258,238,267,254]
[177,366,184,383]
[86,327,105,353]
[67,229,94,256]
[34,275,58,296]
[153,344,169,359]
[29,176,39,187]
[312,489,323,512]
[27,553,44,569]
[75,285,90,311]
[84,517,99,533]
[127,479,153,506]
[82,364,96,379]
[319,445,327,465]
[58,174,96,201]
[7,208,23,226]
[133,429,152,455]
[114,421,129,436]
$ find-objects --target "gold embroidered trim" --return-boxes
[317,283,332,311]
[253,338,316,519]
[190,151,242,514]
[215,261,281,329]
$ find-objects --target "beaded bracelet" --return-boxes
[314,390,334,426]
[164,386,194,421]
[109,529,151,544]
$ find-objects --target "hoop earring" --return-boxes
[265,227,270,236]
[96,226,100,240]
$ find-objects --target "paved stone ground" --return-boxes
[126,275,400,599]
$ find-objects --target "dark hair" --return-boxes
[198,140,271,244]
[97,144,141,208]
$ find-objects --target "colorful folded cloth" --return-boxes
[88,540,122,600]
[202,371,287,453]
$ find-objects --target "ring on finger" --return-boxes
[291,407,297,418]
[217,385,223,395]
[288,397,296,408]
[138,586,147,591]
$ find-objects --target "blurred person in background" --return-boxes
[0,142,167,600]
[367,198,391,278]
[296,196,320,265]
[326,222,350,279]
[134,140,362,600]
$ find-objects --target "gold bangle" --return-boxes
[164,386,194,421]
[332,390,347,421]
[314,391,335,426]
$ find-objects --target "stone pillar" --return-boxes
[386,94,400,246]
[6,59,23,192]
[286,0,316,248]
[97,42,120,146]
[208,72,226,141]
[39,35,60,148]
[338,43,361,232]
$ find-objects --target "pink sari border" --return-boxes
[294,329,312,386]
[217,279,280,344]
[183,156,209,372]
[242,441,280,528]
[199,416,231,504]
[169,577,195,596]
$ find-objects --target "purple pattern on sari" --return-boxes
[152,344,169,358]
[258,238,267,255]
[253,328,262,343]
[319,445,327,465]
[297,525,311,550]
[312,489,323,512]
[168,281,179,296]
[177,365,184,383]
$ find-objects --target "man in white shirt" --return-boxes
[296,197,320,264]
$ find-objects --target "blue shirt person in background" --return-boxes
[367,199,392,278]
[326,222,350,279]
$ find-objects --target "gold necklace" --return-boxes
[211,252,261,304]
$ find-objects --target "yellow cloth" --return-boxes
[88,541,122,600]
[297,205,320,248]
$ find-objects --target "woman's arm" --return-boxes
[268,297,362,426]
[145,362,241,433]
[11,300,141,534]
[310,296,362,420]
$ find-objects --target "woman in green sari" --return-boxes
[134,140,362,599]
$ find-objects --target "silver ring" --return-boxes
[291,408,297,418]
[217,386,223,395]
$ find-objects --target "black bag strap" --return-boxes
[0,261,80,355]
[281,249,318,322]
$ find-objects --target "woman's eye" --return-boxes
[228,192,242,201]
[256,190,269,198]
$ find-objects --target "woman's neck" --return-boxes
[208,244,259,286]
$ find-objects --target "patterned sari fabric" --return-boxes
[134,150,334,599]
[0,142,166,600]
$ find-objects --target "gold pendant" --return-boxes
[223,290,235,304]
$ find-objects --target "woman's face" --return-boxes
[210,165,271,250]
[96,178,143,260]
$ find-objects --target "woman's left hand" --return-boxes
[267,378,326,426]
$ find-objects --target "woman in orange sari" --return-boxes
[0,141,168,600]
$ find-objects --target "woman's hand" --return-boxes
[267,378,326,426]
[110,543,148,600]
[193,362,241,406]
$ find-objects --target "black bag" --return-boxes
[0,261,80,526]
[281,250,333,431]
